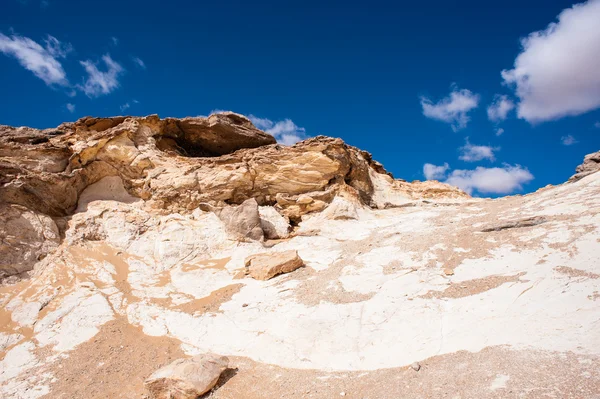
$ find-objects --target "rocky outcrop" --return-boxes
[244,250,304,280]
[0,112,468,278]
[144,354,229,399]
[570,150,600,181]
[0,112,468,219]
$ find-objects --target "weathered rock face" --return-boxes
[570,150,600,181]
[0,112,467,278]
[144,354,229,399]
[0,113,467,218]
[0,112,274,217]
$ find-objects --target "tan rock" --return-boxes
[144,354,229,399]
[245,250,304,280]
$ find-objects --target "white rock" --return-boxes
[259,206,291,239]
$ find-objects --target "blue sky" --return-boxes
[1,0,599,196]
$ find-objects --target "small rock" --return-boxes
[340,392,346,396]
[145,353,229,399]
[245,250,304,281]
[410,362,421,371]
[443,268,454,276]
[242,303,248,307]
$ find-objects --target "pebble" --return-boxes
[410,362,421,371]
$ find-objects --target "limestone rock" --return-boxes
[480,216,546,232]
[216,198,264,241]
[0,204,60,279]
[0,113,466,279]
[259,206,291,239]
[245,250,304,280]
[320,195,362,220]
[75,175,141,213]
[144,354,229,399]
[570,150,600,182]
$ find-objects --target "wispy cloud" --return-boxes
[502,0,600,122]
[420,86,480,131]
[487,94,514,122]
[120,102,130,112]
[594,121,600,129]
[423,163,450,180]
[132,56,146,69]
[111,36,119,46]
[78,54,124,97]
[445,164,534,195]
[495,128,504,136]
[65,103,75,113]
[248,115,308,145]
[0,33,70,86]
[561,135,578,146]
[458,138,498,162]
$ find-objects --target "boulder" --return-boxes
[0,204,60,279]
[216,198,264,241]
[259,206,291,239]
[245,250,304,280]
[145,354,229,399]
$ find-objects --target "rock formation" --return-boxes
[570,149,600,181]
[1,113,599,398]
[0,112,465,280]
[144,353,229,399]
[244,250,304,280]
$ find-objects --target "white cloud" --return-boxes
[65,103,75,113]
[495,128,504,136]
[0,33,70,86]
[248,115,308,145]
[423,163,449,180]
[132,56,146,69]
[78,54,124,97]
[111,36,119,46]
[561,135,578,145]
[420,86,480,131]
[501,0,600,123]
[458,139,498,162]
[120,102,130,112]
[445,165,534,195]
[487,94,515,122]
